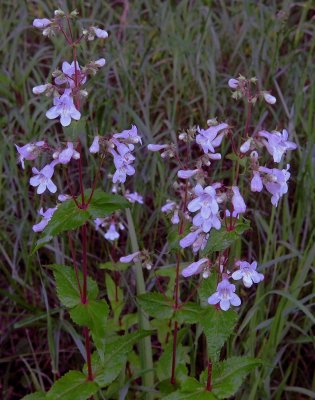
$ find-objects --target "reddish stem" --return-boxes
[205,359,212,391]
[68,232,83,299]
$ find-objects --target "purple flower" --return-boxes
[46,89,81,127]
[58,194,71,202]
[251,171,263,192]
[92,27,108,39]
[232,260,264,288]
[147,144,168,152]
[180,229,202,248]
[32,84,50,94]
[161,200,176,213]
[55,61,86,88]
[29,163,57,194]
[240,138,252,153]
[110,149,136,184]
[104,222,119,241]
[258,129,297,163]
[196,123,228,154]
[89,136,100,154]
[33,18,52,28]
[95,58,106,67]
[120,251,141,263]
[32,207,57,232]
[259,165,290,206]
[177,169,199,179]
[231,186,246,214]
[113,125,142,150]
[57,142,80,164]
[180,228,209,253]
[188,184,221,233]
[228,78,239,89]
[15,141,45,169]
[208,278,241,311]
[263,92,276,104]
[124,192,144,204]
[182,258,209,278]
[171,210,180,225]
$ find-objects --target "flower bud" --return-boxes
[54,9,65,17]
[263,92,276,104]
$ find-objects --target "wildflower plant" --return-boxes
[17,8,297,400]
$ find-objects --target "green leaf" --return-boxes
[21,393,45,400]
[201,220,250,255]
[84,330,152,387]
[45,199,90,238]
[46,370,98,400]
[167,224,190,252]
[87,189,129,218]
[198,274,217,308]
[33,190,128,251]
[51,264,98,308]
[137,292,174,319]
[157,343,189,382]
[226,153,247,167]
[210,357,262,399]
[175,302,202,324]
[163,389,217,399]
[70,299,109,338]
[199,307,238,362]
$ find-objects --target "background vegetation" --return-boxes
[0,0,314,399]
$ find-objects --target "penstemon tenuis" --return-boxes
[17,7,297,400]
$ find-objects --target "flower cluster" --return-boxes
[143,76,297,311]
[89,125,142,184]
[16,10,140,239]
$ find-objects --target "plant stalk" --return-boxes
[125,208,154,399]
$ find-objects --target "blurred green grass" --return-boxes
[0,0,314,399]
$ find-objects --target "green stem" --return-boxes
[125,208,154,399]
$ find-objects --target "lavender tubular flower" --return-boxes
[182,258,209,277]
[46,89,81,127]
[258,129,297,162]
[29,163,57,194]
[208,278,241,311]
[15,141,45,169]
[32,207,57,232]
[104,222,120,241]
[259,165,291,206]
[231,186,246,214]
[232,260,264,288]
[177,169,199,179]
[196,123,228,154]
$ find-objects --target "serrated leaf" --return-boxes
[45,200,90,237]
[198,274,217,308]
[201,221,250,255]
[46,370,98,400]
[211,357,262,399]
[175,302,202,324]
[70,299,109,338]
[50,264,99,308]
[21,393,45,400]
[137,292,174,319]
[157,343,189,382]
[167,224,190,252]
[200,307,238,362]
[84,330,152,387]
[33,190,128,251]
[87,189,129,218]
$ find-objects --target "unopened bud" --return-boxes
[54,9,65,17]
